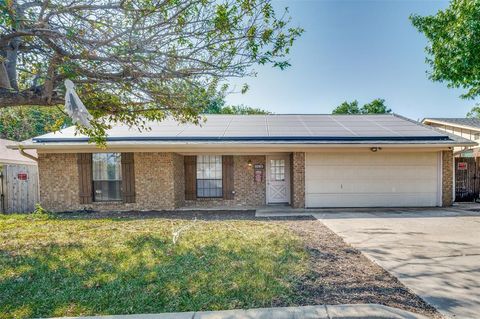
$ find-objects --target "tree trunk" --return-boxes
[6,37,19,90]
[0,61,12,89]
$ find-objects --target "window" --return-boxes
[92,153,122,201]
[197,155,222,197]
[270,159,285,181]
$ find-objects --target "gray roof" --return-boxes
[29,114,473,145]
[0,139,37,164]
[423,118,480,130]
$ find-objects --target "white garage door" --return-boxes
[305,152,441,207]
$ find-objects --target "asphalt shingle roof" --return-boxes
[424,118,480,130]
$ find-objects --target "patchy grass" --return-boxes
[0,213,308,319]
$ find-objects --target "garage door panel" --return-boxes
[305,152,440,207]
[306,166,437,180]
[307,180,438,194]
[307,152,438,166]
[307,193,438,208]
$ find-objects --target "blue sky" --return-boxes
[225,0,475,121]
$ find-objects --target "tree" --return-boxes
[214,104,270,114]
[411,1,480,99]
[202,95,270,114]
[332,99,391,115]
[0,0,302,142]
[0,106,71,141]
[361,98,391,114]
[467,105,480,119]
[332,100,360,114]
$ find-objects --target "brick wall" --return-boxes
[184,155,266,208]
[290,152,305,208]
[442,150,454,207]
[37,153,80,212]
[38,152,181,212]
[38,153,268,212]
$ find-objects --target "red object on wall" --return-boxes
[17,173,28,180]
[458,162,468,171]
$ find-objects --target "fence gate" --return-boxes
[0,164,39,213]
[455,157,479,201]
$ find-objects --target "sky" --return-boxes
[224,0,475,121]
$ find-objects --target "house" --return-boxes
[8,114,475,212]
[0,139,39,213]
[422,118,480,157]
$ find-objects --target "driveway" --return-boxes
[314,208,480,319]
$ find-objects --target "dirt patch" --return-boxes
[284,219,442,319]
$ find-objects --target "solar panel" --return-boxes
[32,114,450,142]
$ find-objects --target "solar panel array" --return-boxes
[34,114,448,141]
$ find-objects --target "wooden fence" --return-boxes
[455,157,480,202]
[0,164,39,213]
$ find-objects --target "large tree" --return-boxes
[0,0,302,140]
[411,1,480,99]
[332,98,391,115]
[0,105,71,141]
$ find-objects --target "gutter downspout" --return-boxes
[18,145,38,162]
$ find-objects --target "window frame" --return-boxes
[92,153,123,202]
[196,155,223,198]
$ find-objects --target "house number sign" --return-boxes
[17,173,28,180]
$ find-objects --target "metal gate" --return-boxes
[455,157,479,202]
[0,164,39,213]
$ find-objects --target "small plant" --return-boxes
[31,204,54,220]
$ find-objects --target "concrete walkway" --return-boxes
[309,208,480,319]
[52,304,427,319]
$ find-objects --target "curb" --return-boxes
[48,304,428,319]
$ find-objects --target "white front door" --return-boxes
[266,155,290,204]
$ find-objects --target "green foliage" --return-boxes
[203,95,270,114]
[411,1,480,98]
[361,98,391,114]
[1,0,303,144]
[332,99,391,115]
[216,105,271,115]
[467,105,480,118]
[0,215,307,318]
[332,100,361,115]
[0,106,72,141]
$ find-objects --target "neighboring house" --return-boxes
[422,118,480,157]
[8,114,474,212]
[0,139,39,213]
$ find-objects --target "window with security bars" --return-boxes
[92,153,122,201]
[270,159,285,181]
[197,155,223,198]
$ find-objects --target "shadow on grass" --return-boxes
[0,228,305,318]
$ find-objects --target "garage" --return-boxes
[305,151,442,207]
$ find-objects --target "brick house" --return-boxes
[9,114,475,212]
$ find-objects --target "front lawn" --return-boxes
[0,211,441,319]
[0,212,307,319]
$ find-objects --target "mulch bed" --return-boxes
[282,218,442,319]
[57,210,442,318]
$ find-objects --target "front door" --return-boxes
[266,155,290,204]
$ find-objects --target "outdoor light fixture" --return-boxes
[247,159,253,167]
[370,147,382,152]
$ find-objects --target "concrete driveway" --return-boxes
[314,208,480,319]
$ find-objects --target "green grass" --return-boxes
[0,213,308,318]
